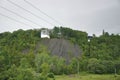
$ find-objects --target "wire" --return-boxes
[0,6,44,27]
[24,0,63,26]
[7,0,55,26]
[0,13,34,28]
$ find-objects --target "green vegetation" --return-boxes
[0,27,120,80]
[55,74,120,80]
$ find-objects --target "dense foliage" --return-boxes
[0,27,120,80]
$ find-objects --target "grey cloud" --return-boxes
[0,0,120,36]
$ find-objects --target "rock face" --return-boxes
[40,38,82,62]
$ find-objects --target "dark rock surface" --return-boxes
[39,38,82,62]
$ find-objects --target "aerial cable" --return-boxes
[0,6,44,27]
[0,13,34,28]
[7,0,55,26]
[24,0,63,26]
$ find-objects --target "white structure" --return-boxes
[41,29,50,38]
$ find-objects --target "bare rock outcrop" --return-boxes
[39,38,82,62]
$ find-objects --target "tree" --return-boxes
[51,56,65,75]
[16,68,34,80]
[0,55,5,71]
[69,58,78,74]
[87,58,105,74]
[19,58,31,69]
[35,52,51,73]
[41,63,50,76]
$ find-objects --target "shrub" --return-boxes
[47,73,54,78]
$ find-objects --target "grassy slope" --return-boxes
[54,74,120,80]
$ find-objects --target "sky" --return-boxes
[0,0,120,36]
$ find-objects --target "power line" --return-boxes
[0,6,44,27]
[7,0,55,26]
[24,0,63,26]
[0,13,34,28]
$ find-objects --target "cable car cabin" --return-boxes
[41,29,50,38]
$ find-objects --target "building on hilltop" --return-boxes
[40,28,50,38]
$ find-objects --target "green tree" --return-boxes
[19,58,31,69]
[87,58,105,74]
[41,63,50,76]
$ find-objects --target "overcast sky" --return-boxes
[0,0,120,36]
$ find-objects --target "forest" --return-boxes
[0,27,120,80]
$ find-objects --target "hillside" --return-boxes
[0,27,120,80]
[40,38,82,62]
[21,38,82,62]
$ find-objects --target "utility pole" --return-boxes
[78,61,79,75]
[114,67,117,80]
[88,36,93,57]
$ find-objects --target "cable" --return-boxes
[24,0,63,26]
[0,6,44,27]
[7,0,55,26]
[0,13,34,28]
